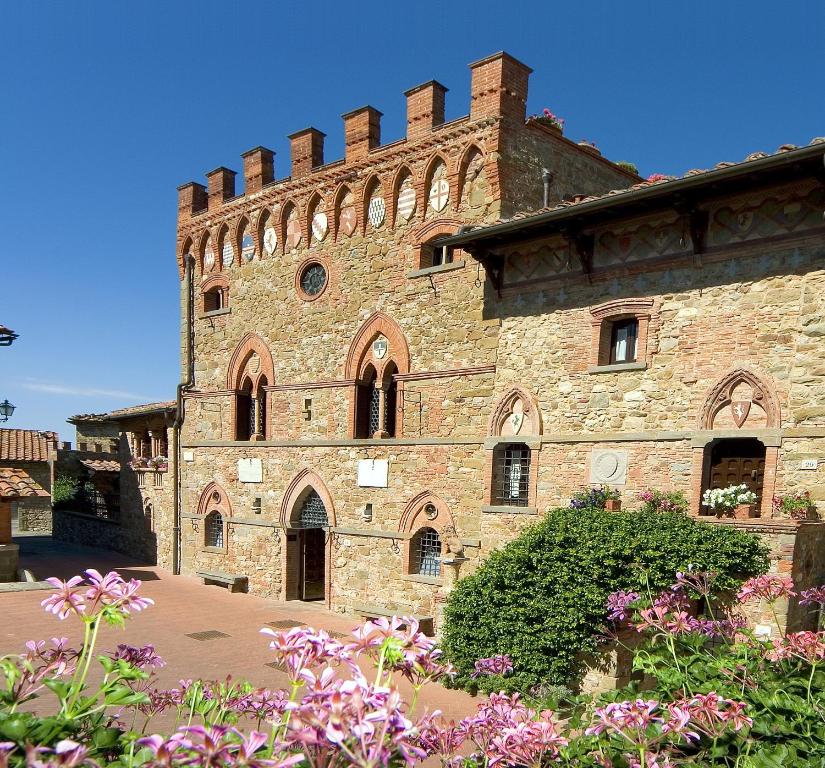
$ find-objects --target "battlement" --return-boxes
[177,52,532,221]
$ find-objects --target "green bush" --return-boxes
[442,506,769,694]
[615,160,639,175]
[52,473,80,506]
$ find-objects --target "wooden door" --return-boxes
[301,528,325,601]
[709,439,766,503]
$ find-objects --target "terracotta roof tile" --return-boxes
[69,401,176,424]
[80,458,121,473]
[0,468,49,499]
[0,429,57,462]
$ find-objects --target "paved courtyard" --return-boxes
[1,535,479,725]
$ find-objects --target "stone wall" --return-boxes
[13,461,52,533]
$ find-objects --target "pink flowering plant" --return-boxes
[772,490,816,521]
[636,489,688,515]
[531,108,565,131]
[6,564,825,766]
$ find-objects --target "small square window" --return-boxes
[609,319,638,364]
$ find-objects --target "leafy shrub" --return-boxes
[442,506,768,694]
[637,488,688,514]
[52,473,80,506]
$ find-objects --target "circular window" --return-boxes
[297,261,328,300]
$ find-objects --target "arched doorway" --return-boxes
[702,438,767,512]
[292,490,329,601]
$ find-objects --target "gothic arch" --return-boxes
[489,386,542,437]
[390,164,416,226]
[699,367,780,430]
[305,191,326,243]
[344,312,410,381]
[226,333,275,391]
[234,214,250,259]
[278,468,337,528]
[257,207,274,257]
[195,480,233,518]
[399,491,455,534]
[197,229,213,274]
[332,183,355,240]
[280,199,301,252]
[178,235,194,276]
[216,223,232,269]
[361,174,386,234]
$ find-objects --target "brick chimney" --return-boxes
[342,106,382,163]
[469,51,532,123]
[206,167,237,210]
[177,182,208,221]
[288,128,325,178]
[404,81,447,140]
[241,146,275,193]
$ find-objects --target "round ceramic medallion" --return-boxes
[222,241,234,267]
[203,247,215,271]
[241,233,255,262]
[263,226,278,255]
[299,262,327,298]
[368,196,386,227]
[312,211,328,242]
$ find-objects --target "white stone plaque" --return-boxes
[589,449,629,486]
[238,458,263,483]
[183,450,194,462]
[357,459,388,488]
[799,459,819,470]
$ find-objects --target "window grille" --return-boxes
[137,472,145,488]
[153,472,163,489]
[414,527,442,576]
[298,490,328,529]
[248,395,256,437]
[256,393,266,437]
[205,511,224,547]
[369,386,381,436]
[493,443,531,507]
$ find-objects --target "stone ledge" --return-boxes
[406,260,465,279]
[481,505,538,515]
[587,362,648,374]
[200,307,231,319]
[401,573,444,586]
[0,580,53,593]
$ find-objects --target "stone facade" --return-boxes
[0,430,57,534]
[53,403,175,566]
[173,50,825,635]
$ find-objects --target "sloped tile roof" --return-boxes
[0,468,49,499]
[0,429,57,462]
[80,458,121,473]
[70,401,176,424]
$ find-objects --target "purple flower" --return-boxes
[800,586,825,606]
[41,576,86,619]
[471,654,514,679]
[110,643,165,670]
[606,590,641,622]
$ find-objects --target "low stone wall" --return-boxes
[53,508,158,564]
[0,544,19,582]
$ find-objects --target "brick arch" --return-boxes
[257,207,274,258]
[399,491,455,534]
[216,222,232,269]
[280,199,301,253]
[196,229,212,274]
[278,468,337,528]
[389,164,416,227]
[699,366,780,430]
[332,183,354,240]
[305,191,325,242]
[344,312,410,381]
[226,333,275,391]
[178,235,194,277]
[234,214,251,259]
[195,480,233,518]
[589,297,658,367]
[360,174,386,235]
[422,152,453,215]
[457,142,484,183]
[489,385,542,437]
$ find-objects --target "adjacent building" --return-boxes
[172,51,825,632]
[0,428,57,535]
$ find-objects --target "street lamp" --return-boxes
[0,400,15,422]
[0,326,18,347]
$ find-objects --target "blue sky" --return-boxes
[1,1,823,437]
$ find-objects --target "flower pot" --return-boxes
[605,499,622,512]
[791,506,819,523]
[734,503,758,520]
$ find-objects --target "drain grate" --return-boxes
[186,630,230,641]
[266,620,299,630]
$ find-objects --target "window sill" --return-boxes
[587,361,647,374]
[202,546,227,554]
[481,505,538,515]
[401,574,444,586]
[200,307,231,319]
[406,260,465,279]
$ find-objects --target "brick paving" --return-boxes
[1,535,479,726]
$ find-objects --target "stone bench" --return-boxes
[196,570,248,593]
[353,601,434,636]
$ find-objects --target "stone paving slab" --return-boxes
[0,536,479,726]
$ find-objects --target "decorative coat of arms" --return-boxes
[339,206,357,236]
[263,227,278,255]
[203,247,215,271]
[372,337,388,359]
[286,217,302,249]
[368,197,386,227]
[429,178,449,212]
[731,400,751,428]
[222,242,234,267]
[311,212,328,242]
[397,186,416,221]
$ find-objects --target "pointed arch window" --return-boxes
[236,378,254,441]
[356,365,378,439]
[297,490,329,528]
[412,527,442,576]
[205,511,224,548]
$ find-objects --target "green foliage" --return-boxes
[569,485,620,510]
[442,506,769,694]
[52,473,80,506]
[616,160,639,175]
[637,488,689,515]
